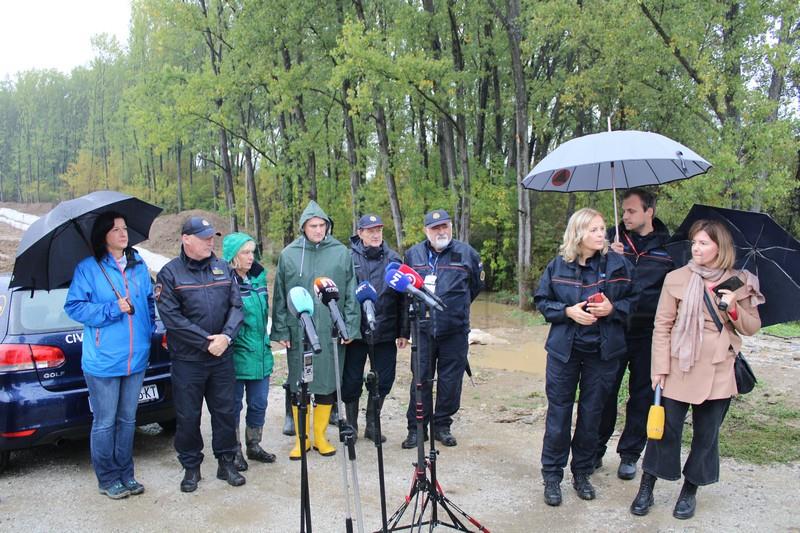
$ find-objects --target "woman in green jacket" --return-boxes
[223,232,276,470]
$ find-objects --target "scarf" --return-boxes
[671,261,725,372]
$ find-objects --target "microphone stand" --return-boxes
[298,339,314,533]
[331,326,365,533]
[384,299,489,532]
[363,327,388,532]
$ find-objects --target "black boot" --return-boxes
[543,480,562,507]
[282,382,295,436]
[673,480,697,520]
[180,467,201,493]
[233,428,248,472]
[572,473,596,500]
[364,397,387,443]
[329,403,339,426]
[217,454,246,487]
[344,400,359,443]
[630,472,657,516]
[245,426,276,463]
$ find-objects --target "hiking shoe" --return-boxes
[572,474,596,500]
[122,478,145,495]
[617,460,637,480]
[543,480,562,506]
[180,468,201,493]
[434,428,457,447]
[99,481,131,500]
[401,430,427,449]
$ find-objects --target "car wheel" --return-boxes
[157,419,177,434]
[0,451,9,474]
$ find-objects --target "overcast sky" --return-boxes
[0,0,131,80]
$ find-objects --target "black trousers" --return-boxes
[597,334,653,462]
[642,396,731,485]
[341,339,398,402]
[405,331,469,432]
[171,356,238,469]
[541,347,619,482]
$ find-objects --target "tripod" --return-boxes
[297,341,314,533]
[331,330,365,533]
[384,300,489,533]
[363,329,389,532]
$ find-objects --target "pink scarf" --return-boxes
[671,261,725,372]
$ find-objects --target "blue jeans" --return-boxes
[235,376,270,428]
[85,370,146,489]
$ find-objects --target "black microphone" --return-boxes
[313,277,351,341]
[355,281,378,332]
[287,286,322,353]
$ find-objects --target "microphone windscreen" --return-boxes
[313,277,340,303]
[385,261,401,274]
[384,269,410,292]
[288,286,314,316]
[398,264,424,288]
[355,281,378,303]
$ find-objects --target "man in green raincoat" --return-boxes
[271,200,361,459]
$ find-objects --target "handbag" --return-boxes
[702,290,757,394]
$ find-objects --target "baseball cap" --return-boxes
[424,209,451,228]
[181,216,221,238]
[357,214,384,229]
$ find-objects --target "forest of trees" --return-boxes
[0,0,798,306]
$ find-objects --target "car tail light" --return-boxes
[161,333,168,350]
[0,344,65,372]
[1,429,37,438]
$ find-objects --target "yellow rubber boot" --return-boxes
[289,406,311,461]
[312,404,337,457]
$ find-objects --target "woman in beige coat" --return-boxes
[630,219,764,520]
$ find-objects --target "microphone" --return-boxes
[385,261,401,274]
[287,287,322,353]
[397,263,446,309]
[355,281,378,332]
[384,269,444,312]
[313,277,351,341]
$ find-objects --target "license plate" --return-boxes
[138,384,159,404]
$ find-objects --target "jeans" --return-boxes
[171,356,238,468]
[85,370,146,489]
[235,376,270,429]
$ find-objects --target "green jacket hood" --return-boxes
[299,200,332,233]
[222,232,255,263]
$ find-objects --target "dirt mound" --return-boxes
[140,209,229,259]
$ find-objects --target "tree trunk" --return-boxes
[218,127,238,232]
[176,143,184,212]
[243,145,263,251]
[375,105,404,250]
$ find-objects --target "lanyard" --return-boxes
[427,248,441,274]
[623,232,649,263]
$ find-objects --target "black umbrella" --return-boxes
[11,191,162,290]
[664,204,800,327]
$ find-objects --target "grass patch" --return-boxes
[762,321,800,338]
[679,386,800,464]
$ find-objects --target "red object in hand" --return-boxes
[587,293,604,304]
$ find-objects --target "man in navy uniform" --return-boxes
[401,209,484,448]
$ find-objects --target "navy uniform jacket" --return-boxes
[534,252,636,363]
[607,218,673,335]
[350,236,410,343]
[404,239,484,338]
[156,248,243,362]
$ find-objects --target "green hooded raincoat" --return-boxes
[271,201,361,394]
[222,232,274,380]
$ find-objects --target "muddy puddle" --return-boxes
[467,297,549,375]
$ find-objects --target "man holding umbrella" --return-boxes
[596,188,674,480]
[155,216,245,492]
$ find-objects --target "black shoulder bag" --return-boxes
[702,290,756,394]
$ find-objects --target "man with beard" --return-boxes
[401,210,484,448]
[596,188,674,480]
[341,214,409,443]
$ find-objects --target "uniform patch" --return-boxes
[154,283,163,301]
[212,267,225,276]
[480,270,485,282]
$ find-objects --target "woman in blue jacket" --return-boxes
[65,211,155,500]
[534,208,636,507]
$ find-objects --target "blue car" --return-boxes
[0,275,175,473]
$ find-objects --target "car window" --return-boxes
[9,288,81,334]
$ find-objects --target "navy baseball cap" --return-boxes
[181,216,221,238]
[424,209,451,228]
[357,214,384,229]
